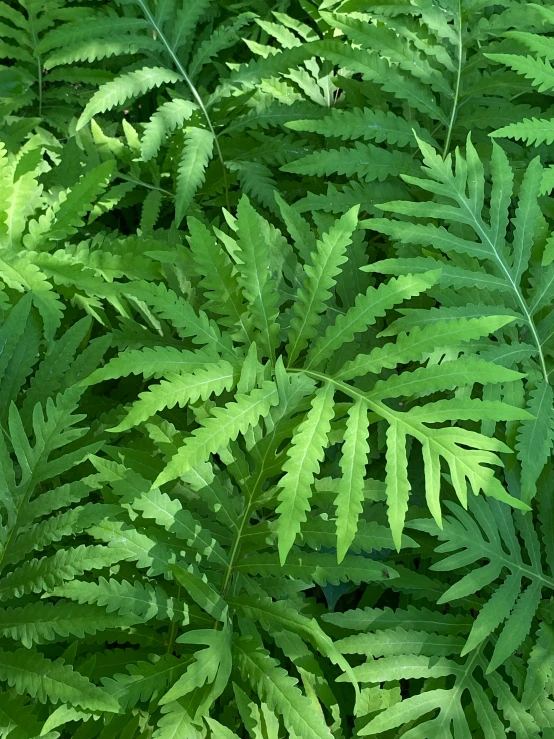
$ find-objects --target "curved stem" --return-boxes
[117,172,175,198]
[36,58,43,117]
[136,0,230,210]
[457,199,549,383]
[443,0,463,157]
[220,504,252,599]
[27,8,42,117]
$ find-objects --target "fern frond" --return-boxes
[126,486,229,566]
[0,601,138,648]
[175,128,214,224]
[49,161,114,241]
[110,360,237,432]
[44,36,159,67]
[0,545,129,601]
[286,206,358,365]
[335,398,370,564]
[367,137,554,503]
[486,53,554,93]
[306,271,440,370]
[170,0,212,52]
[121,281,235,362]
[159,625,232,707]
[282,141,416,181]
[276,383,335,564]
[233,636,333,739]
[154,381,280,487]
[323,605,471,634]
[0,649,119,712]
[335,315,515,382]
[234,196,281,360]
[492,117,554,145]
[236,552,395,585]
[100,654,190,711]
[321,11,449,93]
[141,99,197,161]
[411,496,553,673]
[86,346,219,384]
[189,14,252,80]
[51,577,187,622]
[76,68,182,131]
[0,251,64,341]
[187,216,248,335]
[38,18,150,55]
[516,381,554,503]
[286,107,435,146]
[315,41,448,123]
[88,518,175,577]
[2,503,119,568]
[0,171,41,248]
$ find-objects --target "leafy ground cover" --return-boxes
[2,0,554,737]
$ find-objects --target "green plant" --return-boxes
[3,0,554,737]
[365,135,554,504]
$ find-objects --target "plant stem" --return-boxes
[136,0,230,210]
[27,8,43,117]
[116,172,175,198]
[443,0,463,157]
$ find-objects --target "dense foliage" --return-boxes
[3,0,554,737]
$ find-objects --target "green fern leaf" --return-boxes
[44,37,159,68]
[0,250,64,341]
[122,281,235,362]
[1,171,41,248]
[491,117,554,146]
[102,654,190,711]
[170,0,212,52]
[153,700,202,739]
[233,636,333,739]
[49,161,114,241]
[76,67,182,131]
[0,601,139,648]
[0,545,129,601]
[187,216,248,335]
[110,360,237,431]
[286,206,358,365]
[316,41,448,123]
[160,625,232,707]
[306,271,440,370]
[516,381,554,503]
[51,577,187,622]
[385,420,411,552]
[522,621,554,708]
[282,142,416,182]
[234,196,281,359]
[38,18,150,55]
[512,156,543,283]
[189,14,252,80]
[236,552,395,585]
[86,346,219,384]
[286,107,434,146]
[335,315,516,382]
[411,497,552,673]
[2,502,119,568]
[175,128,214,224]
[486,53,554,93]
[276,382,335,564]
[127,486,228,566]
[141,99,196,161]
[0,648,119,712]
[335,398,370,563]
[154,381,279,487]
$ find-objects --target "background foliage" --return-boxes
[2,0,554,737]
